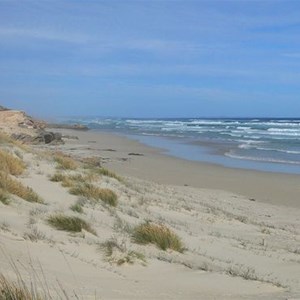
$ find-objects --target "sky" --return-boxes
[0,0,300,118]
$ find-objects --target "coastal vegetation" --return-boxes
[0,106,299,298]
[0,173,43,203]
[50,170,118,206]
[0,189,10,205]
[0,273,43,300]
[47,214,97,235]
[0,149,25,175]
[99,238,146,266]
[70,184,118,206]
[54,152,78,170]
[95,167,122,182]
[132,222,185,253]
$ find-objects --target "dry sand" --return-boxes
[1,128,300,299]
[58,129,300,208]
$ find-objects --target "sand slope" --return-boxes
[0,130,300,299]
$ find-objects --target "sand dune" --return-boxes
[0,128,300,299]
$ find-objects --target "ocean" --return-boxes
[64,117,300,174]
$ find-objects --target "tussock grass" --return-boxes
[0,256,76,300]
[132,222,185,252]
[70,183,117,206]
[50,172,97,188]
[47,214,96,235]
[0,273,43,300]
[70,203,83,213]
[49,172,65,182]
[97,167,122,181]
[70,198,86,213]
[61,174,88,187]
[83,157,122,181]
[0,172,43,203]
[0,132,13,144]
[0,149,25,175]
[54,153,78,170]
[100,238,146,266]
[50,172,80,187]
[0,132,29,151]
[82,156,101,168]
[23,226,46,242]
[0,189,10,205]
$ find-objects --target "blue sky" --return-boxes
[0,0,300,118]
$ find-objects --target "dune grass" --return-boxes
[49,172,65,182]
[54,153,78,170]
[0,273,43,300]
[0,189,10,205]
[0,149,25,175]
[82,156,122,182]
[47,214,96,235]
[70,202,83,213]
[50,171,117,206]
[0,172,43,203]
[50,171,98,187]
[100,239,146,266]
[96,167,122,181]
[0,132,13,144]
[70,198,86,213]
[50,172,83,187]
[69,183,117,206]
[132,222,185,253]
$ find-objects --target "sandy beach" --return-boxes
[1,126,300,299]
[59,129,300,208]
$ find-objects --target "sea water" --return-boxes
[64,117,300,174]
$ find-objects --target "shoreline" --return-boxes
[1,124,300,299]
[58,128,300,208]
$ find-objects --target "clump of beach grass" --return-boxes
[54,152,78,170]
[23,226,46,242]
[69,183,117,206]
[50,171,97,188]
[95,167,122,182]
[0,149,25,175]
[70,203,83,213]
[70,198,86,213]
[82,156,102,168]
[0,132,13,144]
[0,259,76,300]
[99,238,146,266]
[0,189,10,205]
[0,273,43,300]
[0,172,43,203]
[47,214,96,235]
[49,172,65,182]
[132,222,185,253]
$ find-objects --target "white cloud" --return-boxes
[0,27,90,44]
